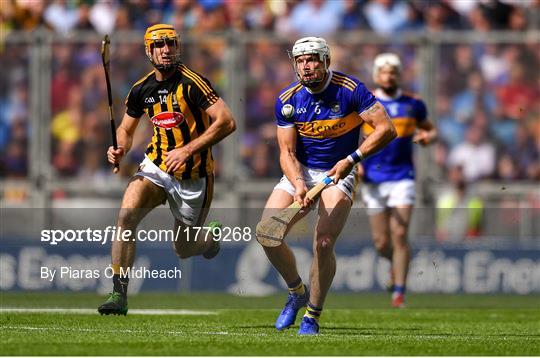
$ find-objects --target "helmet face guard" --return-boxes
[288,37,330,88]
[144,24,181,71]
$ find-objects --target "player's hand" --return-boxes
[293,181,311,208]
[327,159,355,184]
[107,146,125,165]
[164,147,191,174]
[413,130,432,146]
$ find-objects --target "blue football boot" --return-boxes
[275,286,309,330]
[298,316,319,335]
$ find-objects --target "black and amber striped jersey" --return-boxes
[125,64,219,180]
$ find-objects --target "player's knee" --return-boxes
[117,209,140,230]
[373,236,391,254]
[315,235,335,255]
[392,227,408,243]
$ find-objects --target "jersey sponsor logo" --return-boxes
[151,111,185,129]
[158,89,169,94]
[295,112,361,139]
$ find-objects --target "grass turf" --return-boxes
[1,292,539,356]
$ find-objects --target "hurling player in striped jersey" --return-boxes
[98,24,236,316]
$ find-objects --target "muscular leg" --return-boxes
[389,206,413,288]
[111,176,167,268]
[100,176,166,314]
[261,189,312,284]
[309,187,351,308]
[368,210,392,260]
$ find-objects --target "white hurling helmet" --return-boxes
[372,53,402,81]
[288,37,331,87]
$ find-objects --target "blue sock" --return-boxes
[393,285,405,295]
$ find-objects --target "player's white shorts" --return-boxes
[135,156,213,226]
[360,179,415,215]
[274,163,357,201]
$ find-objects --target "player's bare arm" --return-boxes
[164,98,236,173]
[359,101,397,155]
[277,127,310,207]
[413,119,437,146]
[328,102,396,182]
[107,113,140,166]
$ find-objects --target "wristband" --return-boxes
[295,176,304,181]
[347,149,363,164]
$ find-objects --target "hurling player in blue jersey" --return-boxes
[258,37,396,335]
[359,53,437,308]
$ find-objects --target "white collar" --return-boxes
[305,70,333,94]
[375,88,402,100]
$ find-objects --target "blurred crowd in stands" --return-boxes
[1,0,539,188]
[2,0,539,35]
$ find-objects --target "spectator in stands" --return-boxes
[506,123,540,180]
[74,2,96,31]
[508,5,529,31]
[479,0,514,30]
[423,2,450,32]
[467,5,491,32]
[191,0,228,33]
[2,138,28,177]
[526,0,540,29]
[436,164,484,241]
[364,0,409,34]
[451,71,498,124]
[340,0,371,31]
[273,0,297,36]
[88,0,118,34]
[78,143,109,183]
[479,44,509,87]
[495,152,520,181]
[497,63,539,122]
[444,45,478,94]
[44,0,80,34]
[448,122,496,182]
[51,86,83,175]
[8,0,49,31]
[289,0,344,36]
[437,94,465,148]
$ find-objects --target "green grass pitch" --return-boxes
[1,292,539,355]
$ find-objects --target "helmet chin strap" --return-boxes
[298,66,328,88]
[152,62,175,71]
[301,77,323,88]
[147,47,181,71]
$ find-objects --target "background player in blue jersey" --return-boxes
[258,37,396,335]
[359,53,437,308]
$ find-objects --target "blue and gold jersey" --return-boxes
[275,71,377,170]
[362,89,427,183]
